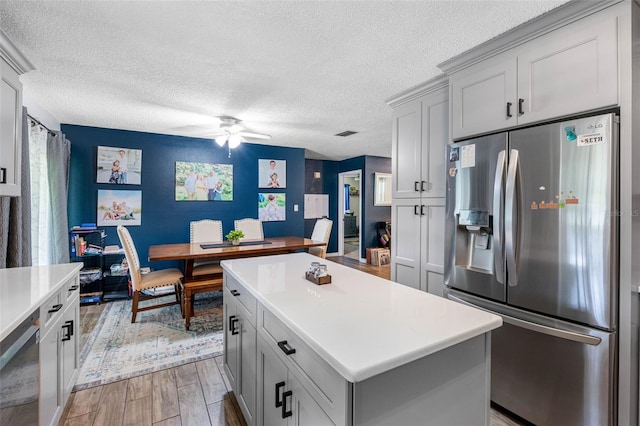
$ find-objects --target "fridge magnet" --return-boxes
[96,146,142,185]
[539,201,546,209]
[258,193,286,221]
[564,126,577,141]
[175,161,233,201]
[97,189,142,226]
[449,167,457,177]
[577,132,605,147]
[565,190,579,205]
[449,147,459,162]
[258,159,286,188]
[531,202,538,210]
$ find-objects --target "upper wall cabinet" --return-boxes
[445,5,619,140]
[0,30,34,197]
[388,76,448,199]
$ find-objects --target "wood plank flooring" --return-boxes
[61,255,524,426]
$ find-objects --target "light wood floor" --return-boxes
[60,256,524,426]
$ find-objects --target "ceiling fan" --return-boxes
[211,116,271,152]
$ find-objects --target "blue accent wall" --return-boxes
[304,159,339,252]
[64,124,305,270]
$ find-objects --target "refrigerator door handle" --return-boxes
[493,150,506,284]
[447,294,602,346]
[505,149,519,287]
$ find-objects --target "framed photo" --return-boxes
[258,193,286,222]
[175,161,233,201]
[258,159,286,188]
[96,146,142,185]
[97,189,142,226]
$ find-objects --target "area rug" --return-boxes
[74,292,224,391]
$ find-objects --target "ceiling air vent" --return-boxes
[335,130,358,137]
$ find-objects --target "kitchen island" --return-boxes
[221,252,502,425]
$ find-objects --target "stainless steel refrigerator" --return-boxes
[444,112,618,426]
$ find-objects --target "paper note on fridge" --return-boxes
[461,144,476,168]
[577,132,606,147]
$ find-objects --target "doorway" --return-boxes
[338,170,362,260]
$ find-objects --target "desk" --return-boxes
[148,236,326,328]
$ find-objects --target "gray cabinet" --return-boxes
[0,31,33,197]
[448,13,618,140]
[223,278,257,425]
[388,76,448,296]
[343,215,358,238]
[389,77,448,199]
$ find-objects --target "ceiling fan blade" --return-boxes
[238,131,271,140]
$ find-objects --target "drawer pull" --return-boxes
[282,390,293,418]
[230,289,240,296]
[275,381,285,407]
[48,304,63,313]
[414,181,419,192]
[68,285,79,291]
[229,315,239,335]
[518,98,525,115]
[506,102,513,118]
[420,181,427,192]
[61,320,74,341]
[277,340,296,356]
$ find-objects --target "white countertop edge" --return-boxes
[222,261,502,383]
[0,263,83,341]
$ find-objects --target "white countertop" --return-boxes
[0,263,82,341]
[221,253,502,382]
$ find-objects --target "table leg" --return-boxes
[184,287,192,330]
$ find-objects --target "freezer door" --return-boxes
[447,289,616,426]
[444,133,508,302]
[506,113,617,330]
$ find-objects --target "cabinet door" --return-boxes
[421,89,449,198]
[517,16,618,125]
[237,317,257,425]
[39,327,62,426]
[257,337,288,426]
[391,99,422,199]
[223,298,239,392]
[288,374,334,426]
[391,199,424,290]
[61,299,79,400]
[451,56,517,140]
[0,57,22,197]
[421,200,446,296]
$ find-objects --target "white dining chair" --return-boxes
[117,225,183,323]
[309,218,333,259]
[190,219,224,277]
[234,218,264,242]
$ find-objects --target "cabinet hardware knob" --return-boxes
[506,102,513,118]
[230,289,240,297]
[229,315,239,335]
[277,340,296,356]
[518,98,524,115]
[275,381,285,407]
[282,390,293,418]
[48,304,63,313]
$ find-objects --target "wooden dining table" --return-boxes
[148,236,327,328]
[148,236,326,281]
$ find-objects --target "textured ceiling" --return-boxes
[0,0,570,160]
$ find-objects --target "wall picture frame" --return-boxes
[97,189,142,226]
[175,161,233,201]
[258,193,286,221]
[374,172,392,206]
[96,146,142,185]
[258,159,286,188]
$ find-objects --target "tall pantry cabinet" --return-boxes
[0,30,34,197]
[387,76,448,296]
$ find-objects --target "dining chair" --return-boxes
[234,218,264,242]
[117,225,183,323]
[309,218,333,259]
[183,219,224,329]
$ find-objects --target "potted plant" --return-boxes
[226,229,245,246]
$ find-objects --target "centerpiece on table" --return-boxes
[226,229,245,246]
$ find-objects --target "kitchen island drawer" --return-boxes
[258,304,348,423]
[224,274,257,326]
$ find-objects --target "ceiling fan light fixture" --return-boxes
[215,135,228,147]
[228,134,243,149]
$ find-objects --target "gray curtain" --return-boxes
[47,130,71,264]
[0,107,32,268]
